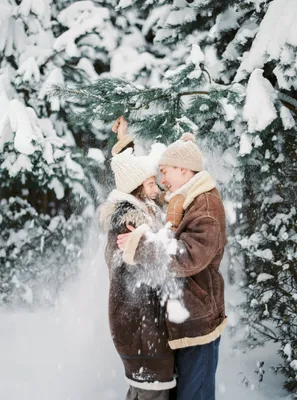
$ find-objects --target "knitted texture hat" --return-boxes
[159,132,203,172]
[111,144,166,194]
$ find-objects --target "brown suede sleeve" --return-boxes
[132,215,221,278]
[166,194,185,230]
[168,216,221,277]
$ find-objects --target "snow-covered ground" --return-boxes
[217,283,289,400]
[0,230,290,400]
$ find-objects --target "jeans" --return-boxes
[174,336,221,400]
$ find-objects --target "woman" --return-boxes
[99,142,176,400]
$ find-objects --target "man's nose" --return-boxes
[160,175,166,185]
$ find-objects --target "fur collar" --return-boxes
[165,171,216,210]
[99,189,161,231]
[106,189,148,212]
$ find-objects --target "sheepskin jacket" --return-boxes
[121,171,228,350]
[100,190,175,391]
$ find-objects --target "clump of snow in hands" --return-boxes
[167,299,190,324]
[145,223,189,324]
[146,222,178,256]
[125,222,178,295]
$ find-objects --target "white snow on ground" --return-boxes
[0,228,125,400]
[0,226,291,400]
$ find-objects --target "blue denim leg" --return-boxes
[176,336,221,400]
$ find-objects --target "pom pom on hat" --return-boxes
[159,132,203,172]
[111,145,165,194]
[149,142,167,159]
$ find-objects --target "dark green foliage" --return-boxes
[0,197,88,305]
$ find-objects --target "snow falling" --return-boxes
[0,228,289,400]
[1,0,297,398]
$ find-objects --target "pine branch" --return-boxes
[51,85,120,104]
[277,91,297,116]
[178,91,209,97]
[250,322,279,341]
[128,90,210,111]
[128,94,170,110]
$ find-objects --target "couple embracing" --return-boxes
[99,116,227,400]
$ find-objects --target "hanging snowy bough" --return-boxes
[236,0,297,90]
[39,68,65,112]
[254,249,274,261]
[239,132,253,156]
[243,69,277,133]
[9,100,37,155]
[87,148,105,164]
[279,105,295,130]
[54,3,116,58]
[256,273,274,283]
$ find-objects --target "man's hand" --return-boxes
[112,115,128,141]
[117,225,135,250]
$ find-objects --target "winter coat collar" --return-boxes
[165,170,216,210]
[99,189,159,231]
[107,189,148,211]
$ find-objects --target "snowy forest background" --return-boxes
[1,0,297,398]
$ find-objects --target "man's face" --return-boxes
[142,176,160,200]
[159,165,184,193]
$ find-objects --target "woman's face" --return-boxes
[142,176,160,200]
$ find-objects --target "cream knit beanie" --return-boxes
[111,144,166,194]
[159,132,203,172]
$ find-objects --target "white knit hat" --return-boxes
[111,144,166,194]
[159,132,203,172]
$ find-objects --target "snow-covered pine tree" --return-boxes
[53,0,297,391]
[0,0,99,304]
[0,0,120,304]
[227,1,297,392]
[0,94,98,304]
[156,0,297,391]
[121,0,297,391]
[0,0,171,304]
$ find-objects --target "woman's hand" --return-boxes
[117,225,135,250]
[112,115,128,141]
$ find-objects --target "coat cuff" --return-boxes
[111,136,133,156]
[123,224,150,265]
[168,318,227,349]
[125,377,176,391]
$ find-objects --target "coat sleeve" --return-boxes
[111,135,134,155]
[167,216,221,277]
[125,215,221,278]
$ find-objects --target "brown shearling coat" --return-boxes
[100,190,176,390]
[123,172,228,349]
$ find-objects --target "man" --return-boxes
[117,131,227,400]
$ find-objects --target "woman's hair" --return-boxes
[131,184,146,201]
